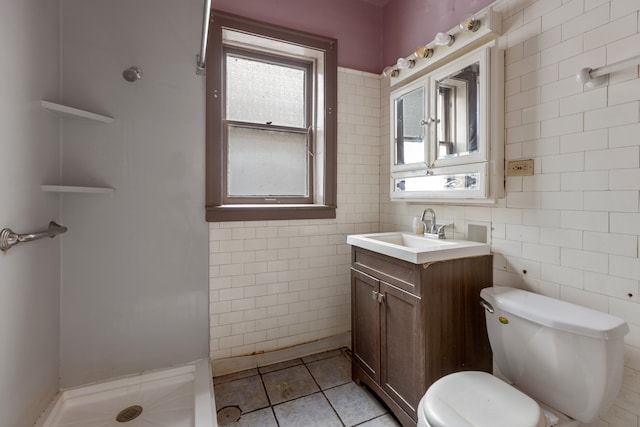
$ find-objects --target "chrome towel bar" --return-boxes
[0,221,67,252]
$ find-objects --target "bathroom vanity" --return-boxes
[348,236,492,426]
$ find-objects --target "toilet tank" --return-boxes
[480,287,629,423]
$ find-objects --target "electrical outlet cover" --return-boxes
[507,159,534,176]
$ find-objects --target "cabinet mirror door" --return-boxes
[391,79,428,171]
[430,49,488,167]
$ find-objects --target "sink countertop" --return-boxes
[347,232,490,264]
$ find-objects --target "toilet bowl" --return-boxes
[417,286,628,427]
[417,371,582,427]
[417,371,544,427]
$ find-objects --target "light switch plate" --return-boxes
[507,159,534,176]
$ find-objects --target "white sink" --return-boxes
[347,232,490,264]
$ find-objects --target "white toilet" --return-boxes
[417,286,629,427]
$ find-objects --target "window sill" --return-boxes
[206,204,336,222]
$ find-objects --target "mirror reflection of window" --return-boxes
[435,61,480,160]
[437,85,456,157]
[395,87,424,165]
[394,172,480,193]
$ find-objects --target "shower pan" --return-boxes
[34,360,216,427]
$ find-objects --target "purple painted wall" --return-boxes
[212,0,495,73]
[381,0,495,68]
[213,0,384,73]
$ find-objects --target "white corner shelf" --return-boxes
[41,100,114,123]
[41,100,115,193]
[41,185,115,194]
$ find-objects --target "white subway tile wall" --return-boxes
[379,0,640,425]
[209,68,381,360]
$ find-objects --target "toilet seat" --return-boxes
[419,371,546,427]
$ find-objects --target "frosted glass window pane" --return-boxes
[226,54,307,128]
[401,88,424,139]
[228,126,308,197]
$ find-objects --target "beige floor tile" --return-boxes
[358,414,402,426]
[211,348,401,427]
[307,354,351,390]
[274,393,342,427]
[214,375,269,415]
[227,407,278,426]
[324,382,387,426]
[262,364,319,405]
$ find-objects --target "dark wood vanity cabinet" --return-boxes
[351,247,493,426]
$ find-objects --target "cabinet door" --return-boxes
[380,281,422,420]
[351,269,380,382]
[428,47,489,168]
[390,77,429,173]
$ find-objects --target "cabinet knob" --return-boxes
[371,290,385,303]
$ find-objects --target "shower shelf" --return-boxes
[41,100,115,193]
[41,185,115,194]
[41,100,114,123]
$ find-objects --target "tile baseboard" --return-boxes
[211,332,351,377]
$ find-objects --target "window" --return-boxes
[225,49,312,203]
[206,11,338,222]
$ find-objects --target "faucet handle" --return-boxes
[424,224,447,239]
[436,224,450,238]
[423,221,436,234]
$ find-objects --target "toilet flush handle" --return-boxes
[479,298,494,313]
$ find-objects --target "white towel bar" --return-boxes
[577,54,640,88]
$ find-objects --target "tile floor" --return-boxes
[213,348,401,426]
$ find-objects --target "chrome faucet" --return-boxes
[421,208,437,234]
[421,208,447,238]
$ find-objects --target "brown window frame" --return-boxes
[206,11,338,222]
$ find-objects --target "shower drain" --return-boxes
[116,405,143,423]
[217,405,242,425]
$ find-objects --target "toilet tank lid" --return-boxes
[481,287,629,340]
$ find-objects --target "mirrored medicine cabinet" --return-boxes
[390,43,503,203]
